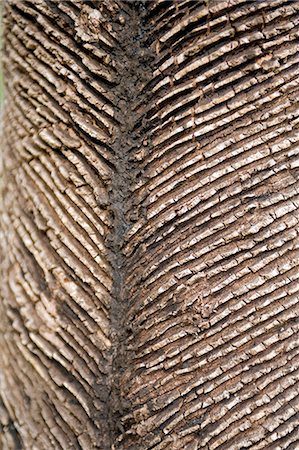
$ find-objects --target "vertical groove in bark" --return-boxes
[0,1,154,448]
[106,2,153,445]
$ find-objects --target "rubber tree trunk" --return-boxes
[1,1,299,449]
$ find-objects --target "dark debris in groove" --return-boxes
[0,398,23,450]
[104,3,155,448]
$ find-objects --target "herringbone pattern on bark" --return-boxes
[1,1,299,449]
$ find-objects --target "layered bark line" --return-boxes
[1,1,299,450]
[120,1,299,449]
[0,1,150,448]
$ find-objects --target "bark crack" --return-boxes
[105,3,153,447]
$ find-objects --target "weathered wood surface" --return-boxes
[1,1,299,449]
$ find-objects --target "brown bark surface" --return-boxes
[1,1,299,449]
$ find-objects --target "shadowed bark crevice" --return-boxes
[103,2,155,447]
[0,397,23,450]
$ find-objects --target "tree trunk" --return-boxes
[1,1,299,449]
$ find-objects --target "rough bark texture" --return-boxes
[1,1,299,449]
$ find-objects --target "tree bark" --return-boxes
[1,1,299,449]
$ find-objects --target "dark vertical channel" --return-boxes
[106,2,153,447]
